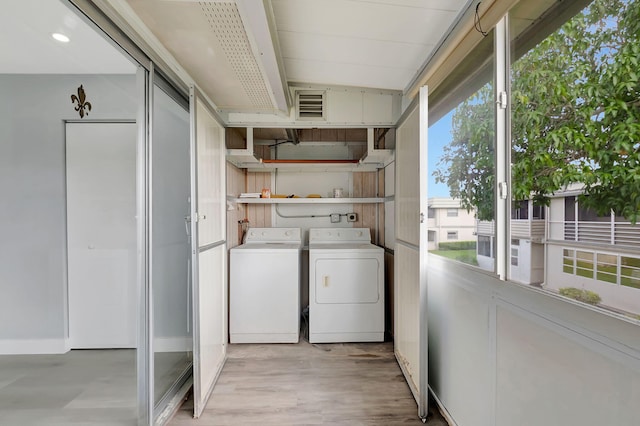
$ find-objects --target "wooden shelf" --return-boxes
[231,197,384,204]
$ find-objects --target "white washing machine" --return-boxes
[308,228,384,343]
[230,228,301,343]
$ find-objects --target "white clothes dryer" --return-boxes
[230,228,301,343]
[308,228,384,343]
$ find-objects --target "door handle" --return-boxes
[184,215,191,237]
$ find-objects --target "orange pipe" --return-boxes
[261,159,359,164]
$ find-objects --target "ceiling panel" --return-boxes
[127,0,277,111]
[271,0,468,90]
[104,0,469,113]
[272,0,460,42]
[284,57,416,91]
[278,31,430,71]
[0,0,135,74]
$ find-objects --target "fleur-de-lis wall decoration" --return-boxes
[71,85,92,118]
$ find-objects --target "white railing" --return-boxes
[510,219,545,240]
[550,220,640,248]
[476,220,495,236]
[477,219,545,240]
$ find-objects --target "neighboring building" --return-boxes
[545,185,640,315]
[475,199,545,280]
[475,184,640,314]
[427,198,476,251]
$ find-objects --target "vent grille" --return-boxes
[199,2,273,109]
[296,91,325,120]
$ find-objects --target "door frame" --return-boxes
[418,86,429,419]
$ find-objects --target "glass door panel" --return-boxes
[151,81,192,407]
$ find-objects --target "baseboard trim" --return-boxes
[0,338,69,355]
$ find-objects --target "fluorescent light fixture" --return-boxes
[51,33,70,43]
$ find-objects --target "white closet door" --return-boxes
[66,122,137,349]
[394,87,429,418]
[190,89,227,418]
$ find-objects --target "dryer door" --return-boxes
[315,257,381,304]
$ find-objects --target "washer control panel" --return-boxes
[244,228,301,243]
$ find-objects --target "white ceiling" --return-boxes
[0,0,135,74]
[272,0,468,90]
[121,0,469,113]
[2,0,469,114]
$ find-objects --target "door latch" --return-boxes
[497,91,508,109]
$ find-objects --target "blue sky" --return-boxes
[427,110,454,198]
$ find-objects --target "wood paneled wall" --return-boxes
[352,171,381,244]
[226,128,246,149]
[245,172,272,229]
[377,167,386,248]
[225,165,274,247]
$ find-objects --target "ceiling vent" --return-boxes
[296,91,326,120]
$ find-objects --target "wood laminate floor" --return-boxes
[169,341,448,426]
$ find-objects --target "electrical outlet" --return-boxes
[347,213,357,222]
[330,213,341,223]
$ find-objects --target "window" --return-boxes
[563,249,575,274]
[428,208,435,218]
[596,254,617,284]
[511,248,518,266]
[428,230,436,242]
[563,250,640,291]
[532,204,546,220]
[576,251,595,279]
[512,201,528,219]
[428,28,495,272]
[621,256,640,289]
[509,0,640,317]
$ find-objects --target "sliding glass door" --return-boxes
[150,75,193,418]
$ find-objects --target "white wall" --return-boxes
[0,74,137,353]
[545,244,640,315]
[272,170,355,245]
[428,255,640,425]
[509,240,544,285]
[227,84,402,126]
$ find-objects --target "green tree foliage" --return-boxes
[435,0,640,222]
[433,84,495,220]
